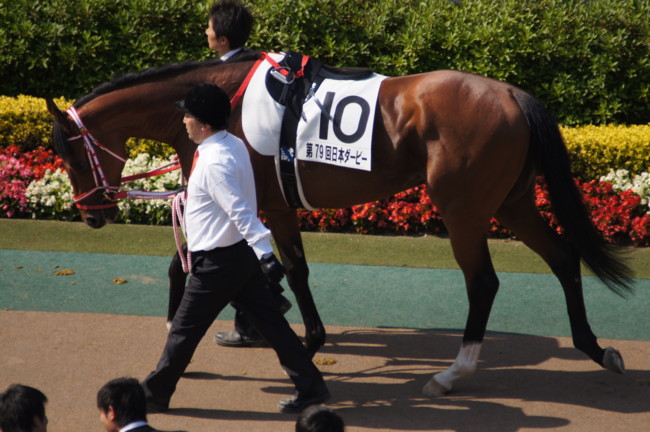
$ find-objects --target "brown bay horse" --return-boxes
[45,55,633,396]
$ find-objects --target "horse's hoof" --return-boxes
[603,346,625,374]
[422,375,450,397]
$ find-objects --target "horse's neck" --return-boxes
[82,89,184,146]
[79,60,254,172]
[83,61,252,137]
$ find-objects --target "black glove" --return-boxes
[260,252,285,284]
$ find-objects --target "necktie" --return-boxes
[190,150,199,177]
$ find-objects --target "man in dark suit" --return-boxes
[168,0,289,348]
[206,0,258,61]
[98,378,159,432]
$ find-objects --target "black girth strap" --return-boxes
[272,52,321,209]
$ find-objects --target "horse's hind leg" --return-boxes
[423,220,500,396]
[495,194,624,374]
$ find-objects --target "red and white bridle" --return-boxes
[65,107,181,210]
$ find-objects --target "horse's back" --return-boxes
[377,70,532,219]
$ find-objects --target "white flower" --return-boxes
[26,154,182,223]
[601,169,650,213]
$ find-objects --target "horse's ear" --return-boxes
[45,98,73,134]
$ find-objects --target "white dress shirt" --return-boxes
[184,130,273,259]
[220,47,243,61]
[120,421,148,432]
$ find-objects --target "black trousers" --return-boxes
[144,240,325,403]
[167,244,263,339]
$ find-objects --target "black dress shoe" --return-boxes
[214,330,268,347]
[277,389,331,414]
[146,397,169,413]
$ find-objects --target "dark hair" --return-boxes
[296,406,344,432]
[0,384,48,432]
[176,83,231,130]
[209,0,254,49]
[97,378,147,427]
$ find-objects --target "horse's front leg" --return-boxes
[264,209,325,357]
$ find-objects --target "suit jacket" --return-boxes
[129,425,158,432]
[129,424,186,432]
[225,47,261,63]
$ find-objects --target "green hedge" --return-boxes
[2,96,648,181]
[0,0,212,99]
[1,0,648,125]
[251,0,650,125]
[562,125,650,181]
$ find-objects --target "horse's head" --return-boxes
[46,98,126,228]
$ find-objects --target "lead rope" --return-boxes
[172,190,191,274]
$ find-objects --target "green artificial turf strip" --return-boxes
[1,219,648,279]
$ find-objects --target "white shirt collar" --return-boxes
[120,421,148,432]
[220,47,243,61]
[200,130,228,146]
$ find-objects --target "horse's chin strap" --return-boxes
[65,107,181,211]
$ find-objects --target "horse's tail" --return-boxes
[511,90,634,296]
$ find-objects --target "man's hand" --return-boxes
[260,253,285,284]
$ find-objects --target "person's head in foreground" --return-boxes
[0,384,48,432]
[296,405,344,432]
[97,377,148,432]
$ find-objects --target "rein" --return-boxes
[230,56,264,109]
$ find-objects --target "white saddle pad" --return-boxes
[296,74,386,171]
[241,54,387,172]
[241,53,286,156]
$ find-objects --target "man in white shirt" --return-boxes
[98,378,159,432]
[143,83,330,414]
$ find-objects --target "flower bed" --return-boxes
[23,152,182,225]
[0,145,62,217]
[1,147,649,246]
[296,175,650,246]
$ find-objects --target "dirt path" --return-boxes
[2,310,649,432]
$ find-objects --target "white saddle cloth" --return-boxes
[242,54,386,172]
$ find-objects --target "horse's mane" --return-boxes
[74,52,261,108]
